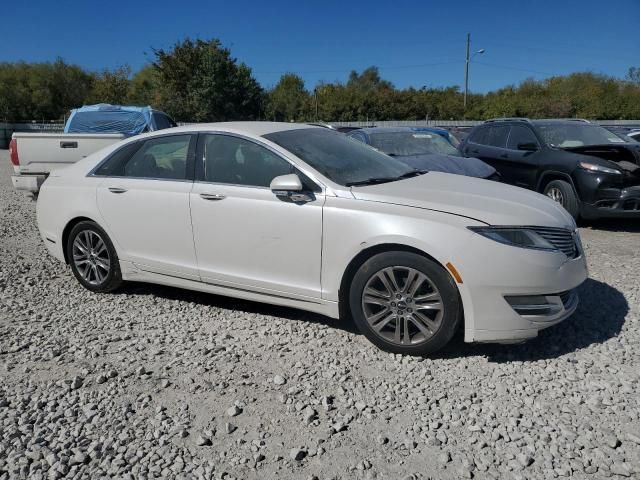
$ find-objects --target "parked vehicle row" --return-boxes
[36,122,587,356]
[9,104,176,196]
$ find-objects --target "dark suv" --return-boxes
[460,118,640,219]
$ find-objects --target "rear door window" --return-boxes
[485,126,510,148]
[94,135,193,180]
[468,127,487,145]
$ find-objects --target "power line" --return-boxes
[254,60,463,75]
[473,61,558,76]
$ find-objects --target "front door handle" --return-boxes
[500,154,509,159]
[200,193,226,201]
[470,149,480,154]
[108,187,127,194]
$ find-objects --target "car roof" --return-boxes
[355,126,450,135]
[141,121,318,138]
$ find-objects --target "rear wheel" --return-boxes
[543,180,579,219]
[349,252,461,356]
[66,221,122,292]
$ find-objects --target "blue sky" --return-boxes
[2,0,638,92]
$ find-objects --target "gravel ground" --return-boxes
[1,151,639,480]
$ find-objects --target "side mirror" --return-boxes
[517,142,538,152]
[270,174,313,203]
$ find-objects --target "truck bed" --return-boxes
[12,132,124,174]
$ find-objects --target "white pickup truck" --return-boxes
[9,104,176,196]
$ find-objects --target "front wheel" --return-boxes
[543,180,579,219]
[349,252,462,356]
[66,221,122,292]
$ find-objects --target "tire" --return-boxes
[66,221,122,293]
[348,252,461,356]
[543,180,579,219]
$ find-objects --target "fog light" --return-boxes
[505,295,553,316]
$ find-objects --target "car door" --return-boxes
[95,134,199,279]
[465,125,516,183]
[503,125,542,189]
[189,133,324,299]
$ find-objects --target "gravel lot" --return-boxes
[1,151,639,480]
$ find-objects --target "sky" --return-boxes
[2,0,638,93]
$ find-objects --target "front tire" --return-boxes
[543,180,579,219]
[349,252,461,356]
[66,221,122,292]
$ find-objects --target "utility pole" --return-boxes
[314,88,319,121]
[464,33,470,111]
[464,34,485,113]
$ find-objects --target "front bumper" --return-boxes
[581,185,640,219]
[455,232,588,344]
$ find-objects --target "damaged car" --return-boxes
[460,119,640,219]
[347,127,498,180]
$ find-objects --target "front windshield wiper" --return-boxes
[345,170,428,187]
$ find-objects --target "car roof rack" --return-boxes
[484,117,532,124]
[535,118,591,123]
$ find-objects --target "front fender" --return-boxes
[321,196,482,334]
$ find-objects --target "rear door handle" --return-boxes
[470,149,480,154]
[499,154,509,159]
[60,141,78,149]
[108,187,127,194]
[200,193,226,201]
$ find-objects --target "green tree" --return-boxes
[0,59,92,122]
[153,38,263,121]
[266,73,310,121]
[87,65,131,105]
[127,65,160,106]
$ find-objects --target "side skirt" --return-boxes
[120,261,340,319]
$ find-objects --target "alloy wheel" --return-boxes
[361,266,444,346]
[546,187,564,205]
[72,230,110,285]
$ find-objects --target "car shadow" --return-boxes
[580,218,640,232]
[115,277,626,362]
[116,281,360,334]
[431,278,628,362]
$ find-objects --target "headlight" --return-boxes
[468,227,557,251]
[579,162,621,175]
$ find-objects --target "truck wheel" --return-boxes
[66,221,122,293]
[544,180,579,219]
[349,252,461,356]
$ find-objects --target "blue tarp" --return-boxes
[64,104,153,136]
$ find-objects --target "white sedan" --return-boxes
[36,123,588,355]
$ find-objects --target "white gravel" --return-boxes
[1,151,639,479]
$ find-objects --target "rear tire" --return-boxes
[348,252,461,356]
[66,221,122,293]
[543,180,579,219]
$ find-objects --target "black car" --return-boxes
[348,127,497,179]
[460,118,640,219]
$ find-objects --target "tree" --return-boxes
[266,74,309,121]
[626,67,640,85]
[87,65,131,105]
[153,38,263,121]
[128,65,160,106]
[0,59,92,122]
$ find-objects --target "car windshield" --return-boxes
[536,123,625,148]
[368,131,461,157]
[263,128,418,186]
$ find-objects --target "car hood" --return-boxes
[560,143,640,173]
[351,171,575,228]
[393,153,496,179]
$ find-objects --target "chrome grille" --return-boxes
[531,227,577,257]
